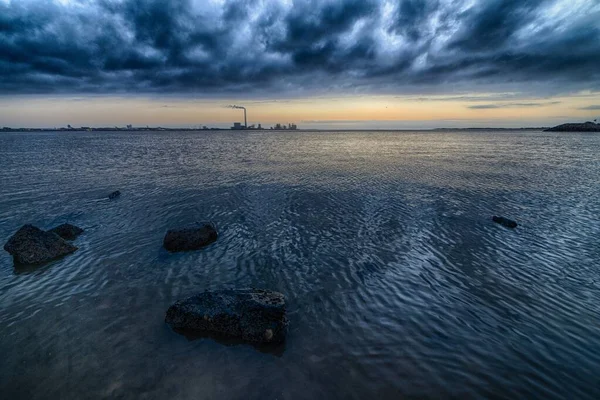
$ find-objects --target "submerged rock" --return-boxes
[492,216,518,229]
[108,190,121,200]
[165,289,288,344]
[3,224,78,265]
[49,223,84,241]
[163,224,218,252]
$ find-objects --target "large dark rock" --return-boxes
[165,289,288,344]
[163,225,217,252]
[3,224,78,265]
[108,190,121,200]
[492,216,518,228]
[49,223,84,241]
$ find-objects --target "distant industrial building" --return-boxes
[272,123,298,130]
[229,105,247,129]
[228,105,296,130]
[231,122,266,130]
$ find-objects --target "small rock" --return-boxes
[492,216,518,228]
[165,289,288,344]
[108,190,121,200]
[48,223,84,241]
[163,224,217,252]
[3,224,78,265]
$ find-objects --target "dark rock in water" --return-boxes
[492,216,518,228]
[163,224,217,252]
[165,289,288,344]
[108,190,121,200]
[3,224,78,265]
[48,223,84,241]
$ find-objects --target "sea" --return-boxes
[0,129,599,399]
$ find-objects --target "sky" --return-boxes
[1,0,599,129]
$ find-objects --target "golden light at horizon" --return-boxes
[1,93,599,128]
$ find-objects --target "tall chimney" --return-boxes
[244,108,247,128]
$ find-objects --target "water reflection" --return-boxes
[1,130,600,399]
[173,327,286,357]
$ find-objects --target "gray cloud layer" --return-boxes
[468,101,561,109]
[1,0,599,96]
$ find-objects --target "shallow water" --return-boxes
[1,129,599,399]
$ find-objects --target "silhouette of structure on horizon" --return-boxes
[229,105,247,129]
[227,104,297,130]
[2,103,300,132]
[272,123,297,130]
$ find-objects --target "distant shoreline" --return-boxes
[1,127,550,133]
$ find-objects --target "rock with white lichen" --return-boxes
[165,289,288,344]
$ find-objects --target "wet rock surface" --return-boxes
[163,224,218,252]
[165,289,288,344]
[492,216,518,228]
[48,223,84,241]
[3,224,78,265]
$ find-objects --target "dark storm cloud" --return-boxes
[448,0,546,51]
[0,0,599,95]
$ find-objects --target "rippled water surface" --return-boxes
[1,130,599,399]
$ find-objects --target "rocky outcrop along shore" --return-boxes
[545,122,600,132]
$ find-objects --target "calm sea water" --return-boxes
[0,130,599,399]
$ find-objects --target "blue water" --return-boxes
[0,130,599,399]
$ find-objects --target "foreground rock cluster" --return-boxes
[3,188,521,346]
[3,224,82,265]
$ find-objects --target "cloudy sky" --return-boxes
[1,0,599,129]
